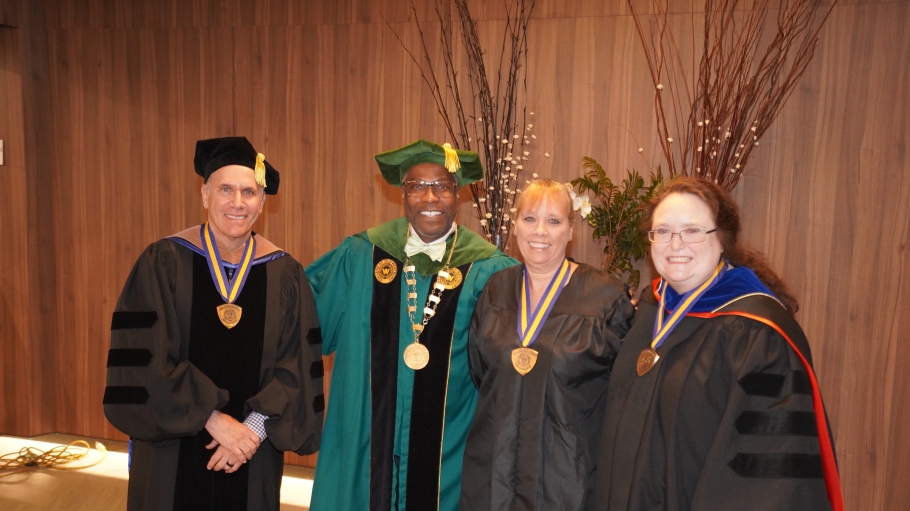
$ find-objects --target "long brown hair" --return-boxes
[640,177,799,312]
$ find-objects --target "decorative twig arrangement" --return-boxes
[631,0,835,190]
[386,0,537,250]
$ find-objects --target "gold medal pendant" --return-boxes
[404,342,429,370]
[511,347,538,376]
[636,348,660,376]
[438,267,462,290]
[374,259,398,284]
[217,303,243,329]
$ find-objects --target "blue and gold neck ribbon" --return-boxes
[200,223,256,304]
[517,259,571,347]
[651,260,728,350]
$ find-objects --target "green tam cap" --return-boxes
[375,139,484,186]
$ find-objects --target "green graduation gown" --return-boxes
[306,217,517,511]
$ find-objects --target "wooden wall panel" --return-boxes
[8,0,910,501]
[0,27,33,436]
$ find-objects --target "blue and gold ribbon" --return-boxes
[651,260,728,351]
[517,259,571,348]
[200,223,256,304]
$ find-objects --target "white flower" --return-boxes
[705,119,711,125]
[638,147,644,153]
[544,153,550,158]
[503,214,510,221]
[735,153,740,157]
[565,183,577,199]
[510,208,517,213]
[698,121,704,127]
[505,166,511,171]
[667,137,673,143]
[531,134,537,139]
[468,138,472,142]
[514,134,519,139]
[523,151,530,156]
[751,126,757,132]
[479,197,486,203]
[516,165,523,170]
[480,219,487,226]
[754,141,759,146]
[530,112,535,116]
[472,203,478,208]
[485,213,492,219]
[527,124,534,129]
[502,225,508,231]
[477,117,483,121]
[697,147,703,152]
[657,84,664,90]
[573,195,592,218]
[502,139,508,144]
[532,172,539,178]
[525,140,531,144]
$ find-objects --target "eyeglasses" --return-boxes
[403,180,457,198]
[648,228,717,243]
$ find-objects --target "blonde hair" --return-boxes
[514,179,576,225]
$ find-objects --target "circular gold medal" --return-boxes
[374,259,398,284]
[636,348,660,376]
[438,267,462,290]
[511,347,538,376]
[404,342,429,370]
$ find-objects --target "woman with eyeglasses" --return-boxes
[460,180,634,510]
[591,177,843,511]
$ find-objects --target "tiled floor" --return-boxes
[0,434,312,511]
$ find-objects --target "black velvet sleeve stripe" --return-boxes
[728,453,824,479]
[310,360,324,379]
[306,327,322,345]
[313,394,325,413]
[111,311,158,330]
[738,372,786,397]
[790,370,811,395]
[735,411,818,436]
[106,348,153,367]
[102,386,150,404]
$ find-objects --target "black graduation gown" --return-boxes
[591,287,840,511]
[103,238,324,511]
[461,264,634,511]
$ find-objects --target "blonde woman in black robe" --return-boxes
[460,179,634,510]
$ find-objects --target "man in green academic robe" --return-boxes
[307,140,517,511]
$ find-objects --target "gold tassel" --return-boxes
[254,153,267,189]
[442,143,461,174]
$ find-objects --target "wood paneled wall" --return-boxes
[1,0,908,506]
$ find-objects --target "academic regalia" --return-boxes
[306,217,518,511]
[103,229,324,511]
[460,263,634,511]
[592,266,843,511]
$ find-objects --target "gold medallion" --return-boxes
[511,347,538,376]
[404,342,430,370]
[374,259,398,284]
[217,303,243,329]
[636,348,660,376]
[438,267,462,290]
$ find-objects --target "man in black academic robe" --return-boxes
[103,137,324,511]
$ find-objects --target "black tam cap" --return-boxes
[194,137,280,195]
